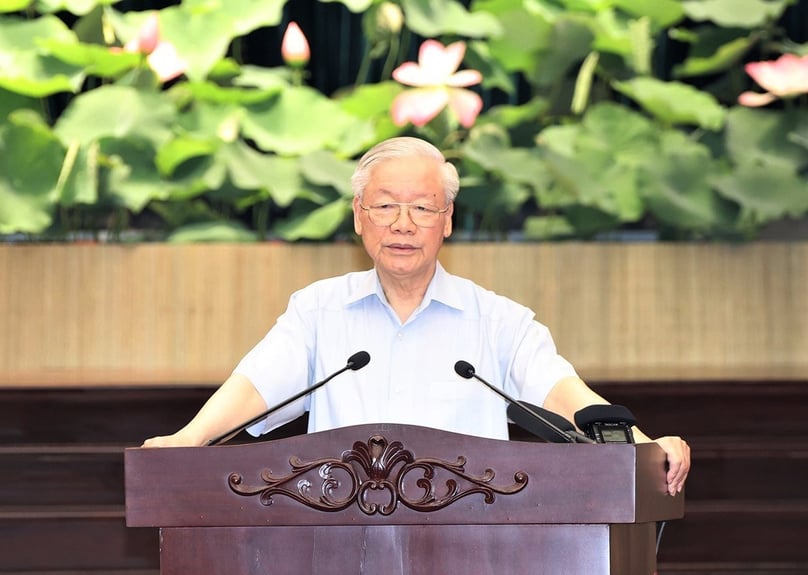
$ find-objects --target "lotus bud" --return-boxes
[281,21,310,67]
[376,3,403,35]
[136,12,160,55]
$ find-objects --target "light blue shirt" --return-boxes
[235,262,578,440]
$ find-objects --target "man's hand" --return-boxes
[654,435,691,496]
[141,430,203,448]
[140,374,266,449]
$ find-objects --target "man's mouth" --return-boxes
[387,243,416,252]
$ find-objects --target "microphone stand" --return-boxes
[455,361,594,444]
[208,354,369,446]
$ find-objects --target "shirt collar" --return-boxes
[345,262,464,312]
[424,262,464,311]
[345,269,378,306]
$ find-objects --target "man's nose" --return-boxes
[390,205,417,230]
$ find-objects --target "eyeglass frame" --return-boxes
[358,201,452,228]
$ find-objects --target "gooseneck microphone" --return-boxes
[453,360,594,444]
[207,351,371,446]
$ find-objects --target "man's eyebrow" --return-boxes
[372,189,395,197]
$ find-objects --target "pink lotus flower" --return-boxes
[120,12,186,83]
[391,40,483,128]
[281,21,310,67]
[738,53,808,107]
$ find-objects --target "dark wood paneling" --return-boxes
[0,448,124,506]
[0,388,211,446]
[0,516,158,572]
[658,505,808,563]
[686,445,808,501]
[591,380,808,574]
[591,381,808,440]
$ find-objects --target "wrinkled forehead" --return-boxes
[364,157,445,203]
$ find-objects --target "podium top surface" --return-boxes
[124,423,684,528]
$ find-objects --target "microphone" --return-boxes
[207,351,371,446]
[453,360,594,444]
[574,404,637,444]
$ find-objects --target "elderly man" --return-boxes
[144,136,690,496]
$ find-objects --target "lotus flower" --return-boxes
[391,40,483,128]
[738,53,808,107]
[120,12,186,83]
[281,21,310,67]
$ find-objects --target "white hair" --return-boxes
[350,137,460,203]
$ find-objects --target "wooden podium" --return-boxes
[124,423,684,575]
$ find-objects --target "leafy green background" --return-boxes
[1,0,806,242]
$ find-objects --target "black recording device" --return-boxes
[573,404,637,444]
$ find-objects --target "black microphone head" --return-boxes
[507,401,575,443]
[454,360,475,379]
[347,351,371,370]
[574,404,637,429]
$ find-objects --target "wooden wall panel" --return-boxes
[1,242,807,387]
[0,516,158,573]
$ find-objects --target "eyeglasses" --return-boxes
[359,202,451,228]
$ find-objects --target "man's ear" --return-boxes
[352,196,363,235]
[443,202,454,238]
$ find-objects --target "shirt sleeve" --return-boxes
[232,288,316,436]
[508,316,579,408]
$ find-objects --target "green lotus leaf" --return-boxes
[214,143,303,208]
[170,80,281,106]
[54,85,176,148]
[149,6,232,82]
[0,0,30,13]
[164,156,227,202]
[40,39,142,78]
[534,104,661,221]
[57,141,99,206]
[33,0,118,15]
[103,138,170,212]
[672,28,756,78]
[319,0,374,12]
[0,15,85,96]
[167,220,257,243]
[0,88,39,123]
[457,179,532,230]
[231,65,291,91]
[523,215,578,240]
[183,0,287,37]
[639,132,737,231]
[612,0,685,29]
[242,86,361,155]
[471,1,551,74]
[681,0,789,28]
[462,139,547,194]
[273,198,353,241]
[531,16,594,87]
[724,107,808,172]
[399,0,502,38]
[156,137,218,177]
[129,0,287,81]
[299,150,357,197]
[0,110,64,233]
[713,165,808,220]
[613,77,726,130]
